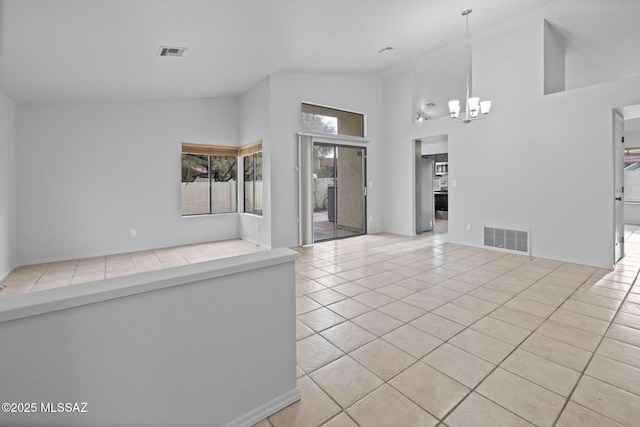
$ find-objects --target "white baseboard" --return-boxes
[223,388,301,427]
[240,236,271,250]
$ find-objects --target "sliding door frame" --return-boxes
[297,133,368,246]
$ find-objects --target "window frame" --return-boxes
[181,144,238,216]
[181,141,263,217]
[301,103,365,138]
[243,151,263,216]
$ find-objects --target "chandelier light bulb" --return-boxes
[448,9,492,124]
[468,97,480,116]
[448,100,460,118]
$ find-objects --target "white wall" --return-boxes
[14,75,385,262]
[0,248,299,427]
[543,20,565,95]
[238,78,271,248]
[16,98,240,265]
[0,91,16,279]
[382,70,416,235]
[383,9,640,268]
[421,134,448,156]
[269,74,384,248]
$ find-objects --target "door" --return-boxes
[614,112,625,263]
[416,152,434,233]
[421,159,435,232]
[313,143,366,242]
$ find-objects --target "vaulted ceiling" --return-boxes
[0,0,638,104]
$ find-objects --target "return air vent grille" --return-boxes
[158,46,188,57]
[484,227,530,255]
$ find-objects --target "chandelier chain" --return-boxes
[465,11,472,101]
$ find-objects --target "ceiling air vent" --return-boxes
[158,46,188,57]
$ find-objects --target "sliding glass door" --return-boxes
[313,143,366,242]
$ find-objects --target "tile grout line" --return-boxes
[474,262,640,426]
[292,232,640,425]
[290,233,640,426]
[299,241,574,425]
[290,235,454,426]
[357,251,617,424]
[293,237,484,424]
[1,240,263,296]
[302,243,516,422]
[550,261,640,427]
[398,251,570,423]
[429,257,593,425]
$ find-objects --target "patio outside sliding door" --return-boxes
[313,143,366,242]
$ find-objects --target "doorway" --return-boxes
[614,111,625,263]
[415,141,434,234]
[313,143,366,241]
[416,135,449,235]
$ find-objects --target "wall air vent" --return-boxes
[158,46,188,57]
[484,227,530,255]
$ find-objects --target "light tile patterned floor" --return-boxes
[258,224,640,427]
[0,239,264,296]
[4,225,640,426]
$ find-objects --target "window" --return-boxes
[239,140,263,215]
[301,103,364,137]
[243,152,263,215]
[181,143,237,215]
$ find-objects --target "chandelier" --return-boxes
[448,9,491,123]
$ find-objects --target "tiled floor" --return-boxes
[3,224,640,426]
[314,210,365,241]
[0,239,264,296]
[257,224,640,427]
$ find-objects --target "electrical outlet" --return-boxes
[466,223,472,231]
[131,228,137,236]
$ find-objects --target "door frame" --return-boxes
[312,141,367,242]
[415,140,434,234]
[613,111,625,264]
[297,133,368,246]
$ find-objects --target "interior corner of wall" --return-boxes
[543,19,566,95]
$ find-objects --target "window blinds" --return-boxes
[182,140,262,157]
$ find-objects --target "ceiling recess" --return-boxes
[158,46,188,57]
